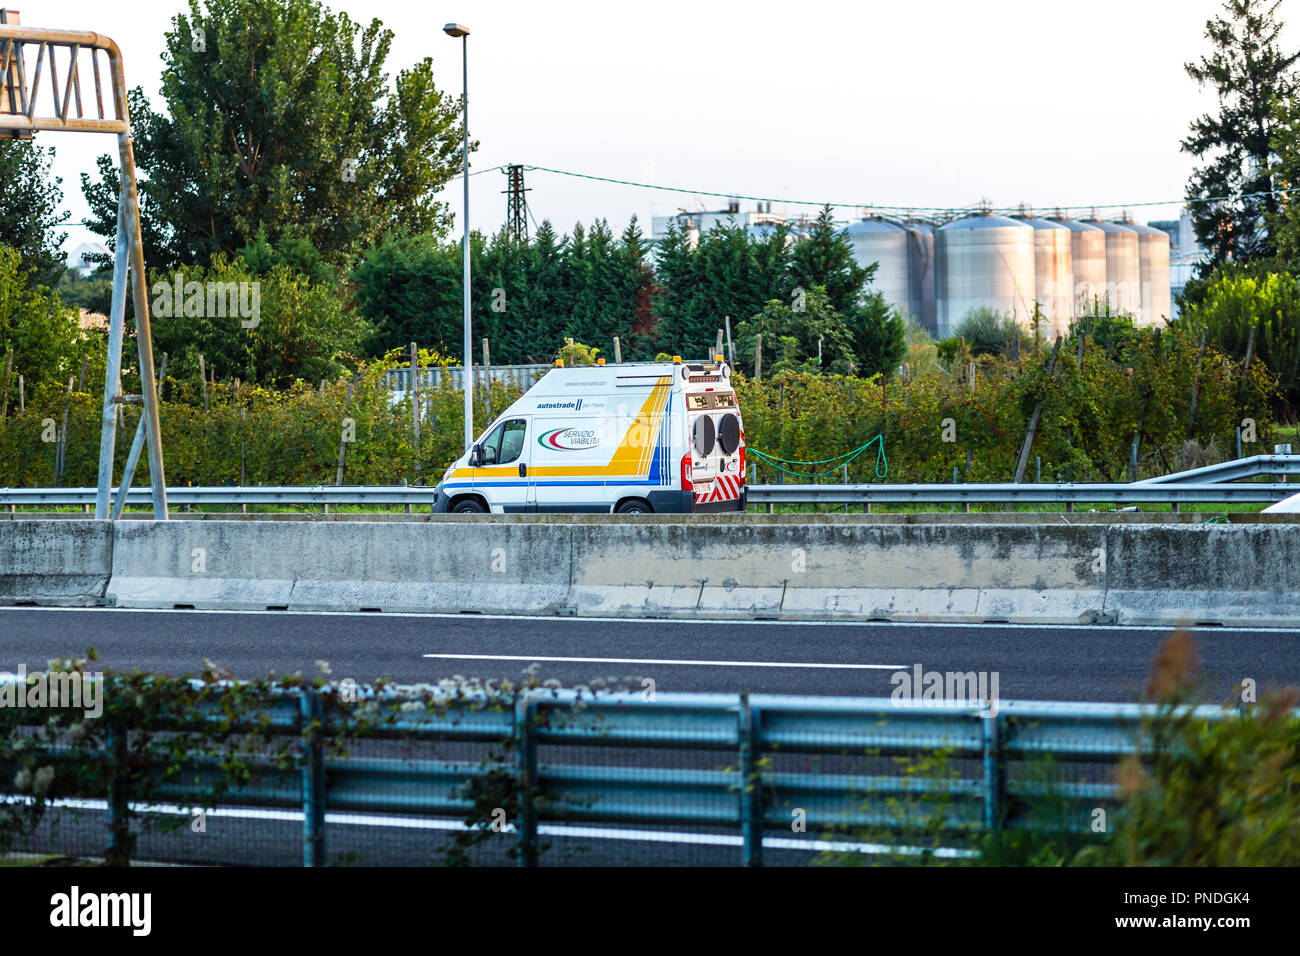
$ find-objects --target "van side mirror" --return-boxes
[469,444,483,467]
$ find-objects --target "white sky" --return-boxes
[29,0,1284,252]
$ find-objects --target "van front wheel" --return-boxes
[615,498,653,515]
[451,498,488,514]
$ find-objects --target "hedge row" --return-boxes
[0,327,1276,488]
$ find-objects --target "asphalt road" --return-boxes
[1,607,1297,702]
[3,607,1298,866]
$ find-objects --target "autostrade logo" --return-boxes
[539,427,601,450]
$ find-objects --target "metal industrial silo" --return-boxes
[935,213,1036,339]
[1122,218,1172,326]
[846,218,911,319]
[904,220,937,334]
[1047,212,1106,318]
[1082,216,1140,317]
[1012,213,1074,335]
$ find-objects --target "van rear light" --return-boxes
[739,445,746,482]
[680,452,693,491]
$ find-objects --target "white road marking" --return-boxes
[423,652,905,670]
[5,796,975,858]
[3,605,1288,633]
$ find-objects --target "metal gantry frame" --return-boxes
[0,13,168,519]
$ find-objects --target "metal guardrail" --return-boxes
[0,482,1295,509]
[3,456,1297,511]
[746,482,1297,506]
[0,680,1254,866]
[1135,454,1300,484]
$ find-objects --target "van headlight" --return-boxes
[441,464,456,484]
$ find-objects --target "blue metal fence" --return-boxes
[0,681,1257,866]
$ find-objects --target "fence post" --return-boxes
[55,376,73,484]
[105,723,131,867]
[514,693,539,867]
[0,347,11,418]
[482,338,492,420]
[301,687,326,867]
[1186,325,1208,438]
[1013,336,1063,483]
[981,709,1004,833]
[613,335,622,365]
[738,692,763,867]
[335,381,352,486]
[410,342,421,445]
[199,353,208,411]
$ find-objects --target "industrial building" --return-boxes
[651,201,1184,339]
[856,207,1173,339]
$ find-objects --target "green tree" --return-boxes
[0,142,68,286]
[849,291,907,377]
[650,220,700,358]
[81,0,471,270]
[350,233,462,356]
[1179,266,1300,406]
[1183,0,1300,268]
[149,255,371,389]
[54,267,114,319]
[651,219,792,360]
[954,307,1027,357]
[1266,95,1300,270]
[0,246,86,390]
[735,285,857,375]
[787,205,871,315]
[239,225,338,288]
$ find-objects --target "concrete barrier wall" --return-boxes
[1104,525,1300,627]
[567,523,1110,622]
[0,520,112,606]
[1,519,1297,626]
[107,520,571,614]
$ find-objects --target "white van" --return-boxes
[432,357,747,514]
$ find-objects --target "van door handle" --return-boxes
[519,463,527,477]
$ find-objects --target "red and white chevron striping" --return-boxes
[695,472,743,504]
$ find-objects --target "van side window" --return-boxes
[498,419,527,465]
[480,419,527,466]
[479,423,504,464]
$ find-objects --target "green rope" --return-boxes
[749,435,887,480]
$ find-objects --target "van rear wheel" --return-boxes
[616,498,653,515]
[451,498,487,514]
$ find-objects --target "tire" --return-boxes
[616,498,653,515]
[451,498,488,514]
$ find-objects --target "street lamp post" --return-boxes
[444,22,473,450]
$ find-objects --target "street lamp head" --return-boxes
[443,23,470,37]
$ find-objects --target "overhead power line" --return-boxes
[518,163,1300,217]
